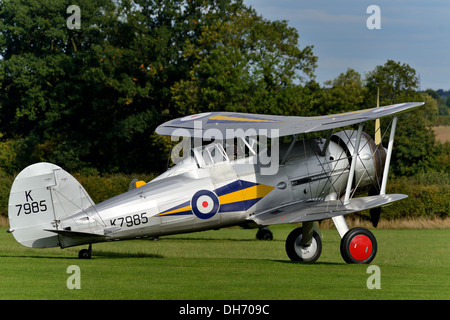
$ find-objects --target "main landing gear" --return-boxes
[285,225,322,263]
[285,217,377,264]
[78,244,92,259]
[256,227,273,240]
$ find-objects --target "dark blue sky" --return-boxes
[245,0,450,90]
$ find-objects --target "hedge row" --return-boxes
[0,171,448,221]
[379,173,449,220]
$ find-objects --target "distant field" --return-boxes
[0,225,448,302]
[434,126,450,142]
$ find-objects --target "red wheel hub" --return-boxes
[349,235,373,261]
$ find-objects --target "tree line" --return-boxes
[0,0,448,176]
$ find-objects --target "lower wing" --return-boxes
[249,194,407,226]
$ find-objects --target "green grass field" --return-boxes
[0,225,448,300]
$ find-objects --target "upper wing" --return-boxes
[156,102,424,138]
[249,194,407,225]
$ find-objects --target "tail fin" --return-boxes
[8,162,95,248]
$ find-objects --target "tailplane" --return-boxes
[8,162,95,248]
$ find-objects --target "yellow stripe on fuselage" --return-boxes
[155,205,191,217]
[155,183,274,217]
[218,184,275,204]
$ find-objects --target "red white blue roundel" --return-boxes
[191,190,220,219]
[180,112,211,122]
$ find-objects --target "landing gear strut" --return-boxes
[78,244,92,259]
[333,215,377,263]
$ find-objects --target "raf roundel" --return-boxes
[180,112,211,122]
[191,190,220,219]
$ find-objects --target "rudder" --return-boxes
[8,162,95,248]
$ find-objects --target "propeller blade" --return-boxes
[371,87,385,228]
[374,87,382,145]
[370,207,381,228]
[368,182,384,228]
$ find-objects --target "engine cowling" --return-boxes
[331,130,386,190]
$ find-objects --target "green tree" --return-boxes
[0,0,317,174]
[425,89,449,116]
[170,6,317,116]
[0,0,122,172]
[365,60,418,105]
[364,60,438,176]
[318,68,367,115]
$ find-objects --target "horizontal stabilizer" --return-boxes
[250,194,407,226]
[44,229,106,238]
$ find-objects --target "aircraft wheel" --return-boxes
[285,227,322,262]
[340,227,377,264]
[78,249,91,259]
[78,244,92,259]
[256,227,273,240]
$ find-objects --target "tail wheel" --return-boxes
[340,227,377,264]
[285,227,322,262]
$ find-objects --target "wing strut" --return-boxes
[343,123,364,205]
[319,129,334,157]
[281,134,298,164]
[380,116,398,195]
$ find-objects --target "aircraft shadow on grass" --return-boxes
[0,251,163,259]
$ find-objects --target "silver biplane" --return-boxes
[7,102,423,263]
